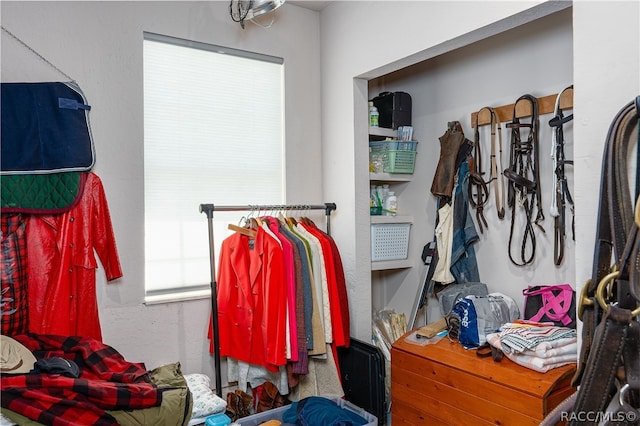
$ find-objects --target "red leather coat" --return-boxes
[26,172,122,341]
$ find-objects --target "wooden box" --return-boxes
[391,332,576,425]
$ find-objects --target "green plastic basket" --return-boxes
[383,150,416,173]
[369,140,418,152]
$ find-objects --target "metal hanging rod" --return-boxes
[199,202,337,233]
[198,202,336,213]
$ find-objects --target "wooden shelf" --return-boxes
[370,215,413,224]
[471,88,573,127]
[371,258,414,271]
[370,172,412,182]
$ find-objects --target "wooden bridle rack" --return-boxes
[471,87,574,127]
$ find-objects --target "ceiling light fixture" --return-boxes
[229,0,286,29]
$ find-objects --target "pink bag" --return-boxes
[522,284,576,328]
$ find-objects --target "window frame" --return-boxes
[142,32,285,303]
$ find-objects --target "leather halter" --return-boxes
[567,96,640,425]
[504,94,544,266]
[469,107,505,233]
[549,86,574,266]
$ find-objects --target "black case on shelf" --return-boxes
[337,337,386,425]
[371,91,412,130]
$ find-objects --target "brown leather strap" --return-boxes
[476,343,504,362]
[468,172,489,232]
[470,107,505,232]
[569,306,632,426]
[505,94,544,266]
[549,85,574,266]
[574,98,639,387]
[571,97,640,419]
[470,107,490,233]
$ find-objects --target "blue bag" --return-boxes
[451,293,520,349]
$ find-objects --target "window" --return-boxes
[143,33,284,300]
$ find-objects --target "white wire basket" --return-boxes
[371,223,411,261]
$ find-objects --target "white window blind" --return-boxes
[143,33,284,297]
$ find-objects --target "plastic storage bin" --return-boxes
[369,141,417,174]
[371,223,411,261]
[236,397,377,426]
[369,140,418,174]
[369,140,418,152]
[205,413,231,426]
[383,150,416,173]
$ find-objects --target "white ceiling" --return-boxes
[287,1,330,12]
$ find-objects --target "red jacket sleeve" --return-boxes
[88,173,123,281]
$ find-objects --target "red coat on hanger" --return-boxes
[213,227,287,371]
[26,172,122,341]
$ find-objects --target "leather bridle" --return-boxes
[549,86,574,266]
[504,94,544,266]
[562,96,640,426]
[469,107,505,233]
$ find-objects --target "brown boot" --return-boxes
[257,381,288,413]
[235,389,253,417]
[225,392,239,421]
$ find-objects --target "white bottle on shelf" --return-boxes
[369,101,379,127]
[384,191,397,216]
[380,184,389,203]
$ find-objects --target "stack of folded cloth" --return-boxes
[486,320,577,373]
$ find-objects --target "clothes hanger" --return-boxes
[227,223,256,237]
[254,205,264,227]
[227,211,257,237]
[228,223,256,237]
[296,204,312,226]
[300,205,313,225]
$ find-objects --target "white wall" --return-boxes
[1,0,322,382]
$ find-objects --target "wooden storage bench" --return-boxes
[391,331,576,425]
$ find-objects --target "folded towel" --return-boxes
[529,340,577,358]
[486,333,577,373]
[498,325,576,354]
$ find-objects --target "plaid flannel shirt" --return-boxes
[0,334,163,426]
[1,213,29,335]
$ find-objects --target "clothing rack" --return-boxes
[198,202,337,396]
